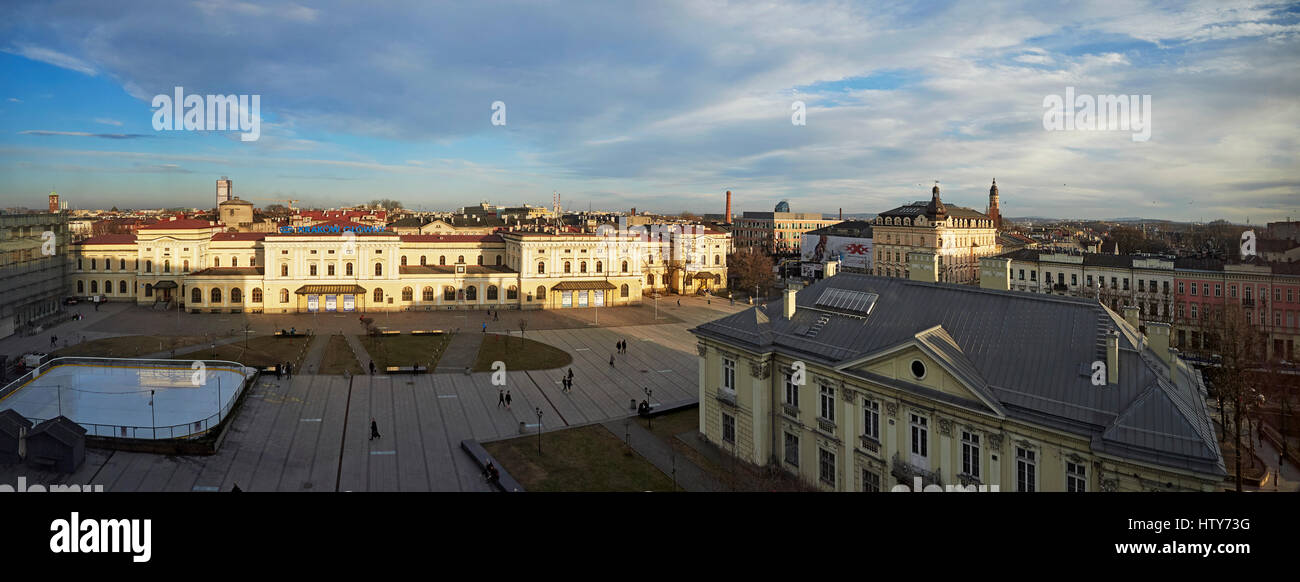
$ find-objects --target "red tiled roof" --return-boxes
[399,234,503,243]
[77,234,137,245]
[211,232,268,241]
[138,218,215,230]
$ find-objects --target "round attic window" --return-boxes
[910,360,927,379]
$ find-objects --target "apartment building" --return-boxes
[690,274,1226,492]
[732,201,840,255]
[873,184,1000,284]
[0,213,70,339]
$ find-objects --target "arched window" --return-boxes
[346,263,353,276]
[250,257,256,267]
[458,255,465,264]
[281,264,288,277]
[401,256,408,266]
[647,273,655,285]
[104,279,112,294]
[192,288,202,303]
[495,255,502,266]
[77,280,84,293]
[487,285,498,300]
[564,261,571,273]
[90,280,98,293]
[280,289,289,303]
[231,288,242,303]
[252,288,263,303]
[507,285,518,299]
[91,258,96,270]
[580,261,587,273]
[596,261,603,273]
[119,280,127,294]
[402,287,413,301]
[439,256,446,265]
[183,260,189,272]
[213,257,220,267]
[145,260,153,273]
[715,255,721,265]
[423,286,434,301]
[231,257,238,267]
[145,284,153,297]
[444,286,456,301]
[620,284,629,298]
[211,288,222,303]
[328,264,335,276]
[374,263,383,276]
[537,261,545,274]
[536,285,546,301]
[621,261,629,273]
[466,285,478,301]
[78,258,83,270]
[420,256,427,266]
[119,259,126,270]
[374,288,384,303]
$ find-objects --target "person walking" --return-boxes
[567,368,574,381]
[505,390,512,409]
[498,389,505,408]
[610,354,615,367]
[49,335,56,348]
[369,360,376,375]
[482,322,488,333]
[369,417,381,440]
[276,364,283,380]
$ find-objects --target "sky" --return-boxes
[0,0,1297,222]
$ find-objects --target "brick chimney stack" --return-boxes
[725,190,732,224]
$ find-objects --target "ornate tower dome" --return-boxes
[774,200,790,213]
[924,183,947,221]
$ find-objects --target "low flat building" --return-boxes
[800,220,873,279]
[0,212,70,339]
[691,273,1225,492]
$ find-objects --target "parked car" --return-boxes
[63,297,79,305]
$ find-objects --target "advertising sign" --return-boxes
[325,295,337,311]
[307,295,319,312]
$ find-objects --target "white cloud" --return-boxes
[4,43,96,75]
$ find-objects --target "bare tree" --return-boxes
[1199,303,1265,491]
[729,248,775,300]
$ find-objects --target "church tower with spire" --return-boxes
[987,179,1002,230]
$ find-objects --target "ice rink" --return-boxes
[0,362,254,439]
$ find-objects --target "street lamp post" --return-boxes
[150,389,157,440]
[643,387,653,430]
[535,408,544,455]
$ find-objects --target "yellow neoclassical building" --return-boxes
[873,184,1001,284]
[690,273,1226,492]
[70,218,729,313]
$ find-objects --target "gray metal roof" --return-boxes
[692,273,1225,477]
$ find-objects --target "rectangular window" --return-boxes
[1018,269,1024,280]
[784,432,798,467]
[1202,284,1209,297]
[784,374,798,408]
[819,449,835,485]
[1191,304,1198,320]
[1111,277,1118,289]
[1231,285,1238,298]
[820,386,835,423]
[1071,274,1078,286]
[1087,275,1094,287]
[722,358,735,391]
[1016,447,1037,492]
[1178,281,1185,294]
[910,414,928,457]
[722,413,735,444]
[1190,283,1197,296]
[961,431,981,479]
[1122,278,1128,291]
[863,399,879,440]
[1066,461,1087,492]
[1214,284,1221,297]
[1030,271,1037,281]
[862,469,880,492]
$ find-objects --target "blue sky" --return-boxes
[1,0,1297,222]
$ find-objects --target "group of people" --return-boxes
[497,389,513,409]
[615,339,628,354]
[276,362,294,379]
[561,368,574,393]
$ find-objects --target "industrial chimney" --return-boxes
[725,190,732,224]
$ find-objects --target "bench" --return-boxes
[459,440,524,492]
[410,330,445,336]
[384,366,426,374]
[642,399,696,418]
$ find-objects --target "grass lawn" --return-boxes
[357,334,451,369]
[183,335,311,368]
[473,333,572,372]
[318,335,363,375]
[637,407,816,492]
[48,335,210,359]
[484,424,675,492]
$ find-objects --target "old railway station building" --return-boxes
[70,218,729,313]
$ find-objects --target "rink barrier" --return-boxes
[0,356,259,453]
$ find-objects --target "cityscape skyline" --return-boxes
[2,1,1298,222]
